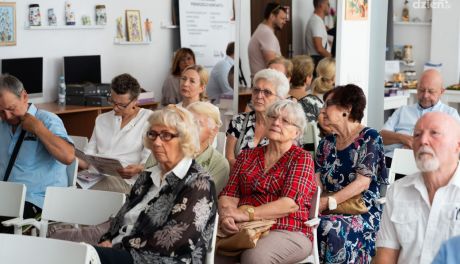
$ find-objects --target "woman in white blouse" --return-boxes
[79,73,152,193]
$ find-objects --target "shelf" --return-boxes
[24,25,105,30]
[394,21,431,26]
[113,39,151,45]
[160,22,179,29]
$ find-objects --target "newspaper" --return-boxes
[75,149,123,177]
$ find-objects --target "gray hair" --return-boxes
[0,74,25,97]
[186,101,222,129]
[266,99,307,143]
[253,69,289,98]
[144,105,200,158]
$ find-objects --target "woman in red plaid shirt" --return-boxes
[217,99,317,264]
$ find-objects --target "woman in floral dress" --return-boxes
[315,84,388,263]
[95,105,217,264]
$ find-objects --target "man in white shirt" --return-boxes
[305,0,331,65]
[380,69,460,164]
[375,112,460,264]
[248,3,287,77]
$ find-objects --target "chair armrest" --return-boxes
[304,218,320,228]
[2,217,39,229]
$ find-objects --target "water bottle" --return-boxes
[58,76,66,106]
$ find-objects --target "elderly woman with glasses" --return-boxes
[315,84,388,263]
[226,68,289,167]
[95,105,217,264]
[218,99,317,264]
[79,73,153,193]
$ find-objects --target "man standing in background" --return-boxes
[305,0,331,66]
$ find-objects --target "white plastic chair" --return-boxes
[206,212,219,264]
[0,182,26,235]
[378,148,419,204]
[67,158,79,188]
[303,122,320,154]
[4,186,126,237]
[70,135,89,151]
[216,132,227,155]
[301,186,322,264]
[0,233,100,264]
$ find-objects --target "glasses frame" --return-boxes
[107,97,135,110]
[267,114,299,128]
[146,130,179,142]
[252,87,277,98]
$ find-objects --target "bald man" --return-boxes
[381,69,460,163]
[375,112,460,264]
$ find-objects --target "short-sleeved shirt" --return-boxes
[248,23,281,77]
[382,101,460,158]
[226,111,269,155]
[220,145,317,239]
[0,104,72,208]
[160,74,182,106]
[305,14,328,56]
[207,56,234,104]
[376,164,460,264]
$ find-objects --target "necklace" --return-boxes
[336,124,363,149]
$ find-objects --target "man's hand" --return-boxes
[399,134,414,149]
[117,164,143,179]
[20,113,43,134]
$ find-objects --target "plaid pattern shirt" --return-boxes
[220,145,317,240]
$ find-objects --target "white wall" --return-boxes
[431,1,460,86]
[291,0,313,55]
[238,0,251,87]
[0,0,176,103]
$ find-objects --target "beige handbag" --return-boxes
[322,193,369,215]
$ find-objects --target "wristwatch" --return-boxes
[328,196,337,210]
[246,206,255,221]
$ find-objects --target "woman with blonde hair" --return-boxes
[267,56,293,81]
[311,57,336,100]
[178,64,209,107]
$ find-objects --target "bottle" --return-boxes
[58,76,66,106]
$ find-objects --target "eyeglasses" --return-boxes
[252,87,276,97]
[267,114,298,127]
[146,130,179,142]
[323,99,336,108]
[417,88,438,95]
[107,97,135,110]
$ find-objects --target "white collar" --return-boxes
[147,157,193,187]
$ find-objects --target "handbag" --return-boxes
[216,219,276,256]
[322,193,368,215]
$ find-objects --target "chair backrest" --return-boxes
[0,182,26,218]
[389,148,419,184]
[42,187,126,226]
[303,122,320,154]
[309,186,321,221]
[216,132,227,155]
[206,212,219,264]
[66,158,78,188]
[0,234,95,264]
[70,135,89,151]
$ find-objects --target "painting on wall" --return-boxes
[345,0,368,20]
[0,2,16,46]
[126,10,143,42]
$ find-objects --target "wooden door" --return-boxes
[250,0,293,58]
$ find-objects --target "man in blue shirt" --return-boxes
[207,42,235,104]
[381,69,460,163]
[0,74,75,222]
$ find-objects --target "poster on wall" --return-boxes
[0,2,16,46]
[345,0,368,21]
[179,0,235,71]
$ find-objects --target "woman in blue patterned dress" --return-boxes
[315,84,388,263]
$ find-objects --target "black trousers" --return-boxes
[0,201,42,233]
[94,246,134,264]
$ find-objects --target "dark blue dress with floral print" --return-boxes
[315,127,388,264]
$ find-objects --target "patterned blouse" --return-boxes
[100,161,217,264]
[220,145,317,241]
[297,94,323,122]
[226,111,269,155]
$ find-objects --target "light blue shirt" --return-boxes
[432,236,460,264]
[0,104,72,208]
[206,56,234,104]
[382,101,460,158]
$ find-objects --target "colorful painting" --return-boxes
[0,2,16,46]
[345,0,368,20]
[126,10,143,42]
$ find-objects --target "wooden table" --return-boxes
[238,87,252,113]
[36,102,159,138]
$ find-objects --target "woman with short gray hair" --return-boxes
[226,68,289,167]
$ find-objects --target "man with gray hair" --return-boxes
[0,74,74,231]
[375,112,460,264]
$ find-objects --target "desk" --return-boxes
[238,88,252,113]
[36,102,159,138]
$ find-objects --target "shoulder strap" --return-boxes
[234,112,251,158]
[3,129,27,182]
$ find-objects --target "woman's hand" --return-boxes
[98,240,113,248]
[117,164,143,179]
[219,216,239,235]
[319,197,329,213]
[220,207,249,222]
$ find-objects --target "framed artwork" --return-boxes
[0,2,16,46]
[345,0,368,21]
[126,10,143,42]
